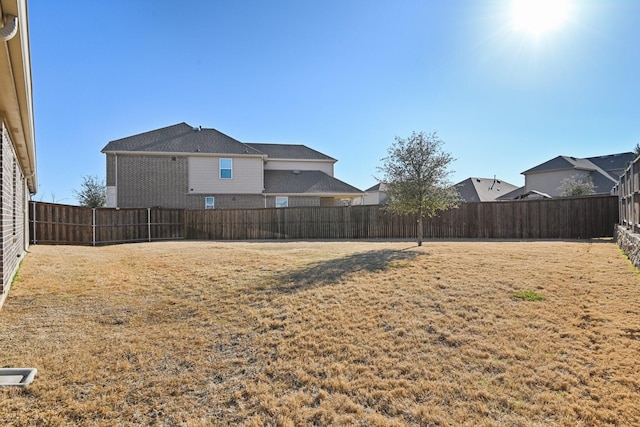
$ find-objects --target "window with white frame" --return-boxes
[205,196,215,209]
[219,158,232,179]
[275,196,288,208]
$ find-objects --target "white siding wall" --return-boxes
[106,186,117,208]
[188,156,264,194]
[264,159,334,176]
[525,170,590,197]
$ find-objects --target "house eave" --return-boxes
[264,192,363,198]
[102,150,265,158]
[264,158,336,163]
[523,166,597,175]
[0,0,36,192]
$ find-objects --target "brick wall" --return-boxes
[116,154,189,208]
[110,153,334,209]
[0,122,28,299]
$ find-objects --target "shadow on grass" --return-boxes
[271,248,425,294]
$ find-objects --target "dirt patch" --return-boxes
[1,240,639,425]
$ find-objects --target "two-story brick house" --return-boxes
[102,123,363,209]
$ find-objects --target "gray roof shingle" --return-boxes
[587,152,633,175]
[102,123,339,161]
[455,177,520,202]
[522,152,633,176]
[264,170,362,195]
[245,143,335,161]
[102,122,264,156]
[522,156,590,174]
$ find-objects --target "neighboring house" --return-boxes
[356,177,521,205]
[101,123,362,209]
[0,0,37,307]
[522,152,633,198]
[354,183,388,205]
[454,177,520,202]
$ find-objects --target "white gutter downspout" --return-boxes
[0,15,18,41]
[262,154,266,208]
[114,153,118,207]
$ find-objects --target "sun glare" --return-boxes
[511,0,572,36]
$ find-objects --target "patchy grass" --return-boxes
[1,240,640,426]
[514,290,545,301]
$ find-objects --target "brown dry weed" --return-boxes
[1,240,639,426]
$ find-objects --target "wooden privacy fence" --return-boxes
[185,195,617,240]
[30,195,618,245]
[30,202,184,245]
[615,157,640,232]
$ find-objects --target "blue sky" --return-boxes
[29,0,639,203]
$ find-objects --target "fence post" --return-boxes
[147,208,152,242]
[631,161,635,232]
[31,201,36,244]
[92,208,96,246]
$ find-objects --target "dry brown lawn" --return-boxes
[1,240,639,426]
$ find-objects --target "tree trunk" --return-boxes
[417,216,423,246]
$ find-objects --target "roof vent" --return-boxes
[292,170,301,175]
[192,125,202,131]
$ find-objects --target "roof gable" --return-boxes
[522,156,582,174]
[102,123,263,156]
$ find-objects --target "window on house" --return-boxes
[219,158,232,179]
[275,196,288,208]
[205,196,215,209]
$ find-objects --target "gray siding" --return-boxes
[188,156,263,194]
[525,170,590,197]
[264,159,334,176]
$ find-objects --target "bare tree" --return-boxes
[377,131,459,246]
[73,175,106,208]
[557,174,595,197]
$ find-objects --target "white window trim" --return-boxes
[275,196,288,208]
[205,196,215,209]
[219,158,233,179]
